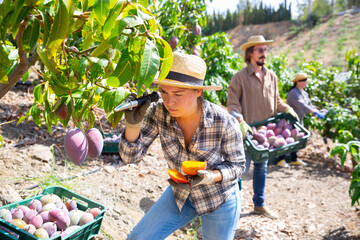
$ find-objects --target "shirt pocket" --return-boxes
[193,140,221,166]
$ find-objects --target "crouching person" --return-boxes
[119,52,246,240]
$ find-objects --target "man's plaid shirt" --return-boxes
[119,100,246,216]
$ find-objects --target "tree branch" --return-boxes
[0,15,39,100]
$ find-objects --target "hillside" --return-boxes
[227,12,360,68]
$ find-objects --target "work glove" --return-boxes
[190,170,215,187]
[314,111,325,119]
[168,170,215,189]
[124,92,151,128]
[286,107,300,121]
[239,121,253,138]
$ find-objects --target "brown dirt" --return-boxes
[0,83,359,240]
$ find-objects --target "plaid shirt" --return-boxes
[119,100,246,216]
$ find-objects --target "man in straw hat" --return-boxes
[119,52,246,240]
[227,35,300,219]
[275,72,326,167]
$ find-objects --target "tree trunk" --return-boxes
[0,53,39,99]
[308,0,312,19]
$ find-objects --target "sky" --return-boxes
[206,0,301,18]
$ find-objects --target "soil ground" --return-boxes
[0,83,359,240]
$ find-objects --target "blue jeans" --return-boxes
[245,153,268,207]
[127,185,242,240]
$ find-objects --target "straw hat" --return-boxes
[153,52,222,91]
[292,73,308,82]
[240,35,273,51]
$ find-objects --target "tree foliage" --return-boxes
[203,0,291,35]
[0,0,172,134]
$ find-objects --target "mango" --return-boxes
[40,211,50,223]
[273,138,287,148]
[69,209,85,226]
[28,199,42,212]
[39,194,52,206]
[267,122,276,130]
[182,161,207,175]
[19,205,31,216]
[291,128,299,139]
[49,208,70,230]
[42,222,57,236]
[193,24,202,36]
[266,130,275,139]
[268,136,277,145]
[86,128,104,158]
[40,203,57,213]
[34,228,49,239]
[282,129,291,139]
[168,169,188,184]
[286,137,295,144]
[296,132,305,141]
[274,127,283,136]
[50,194,62,204]
[63,225,82,235]
[277,118,287,129]
[23,224,36,234]
[169,36,179,49]
[65,199,78,212]
[29,214,43,229]
[89,207,101,219]
[11,207,23,220]
[24,209,37,224]
[54,103,68,120]
[78,212,94,226]
[11,219,27,229]
[253,132,266,144]
[64,128,89,165]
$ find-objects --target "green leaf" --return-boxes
[102,0,124,39]
[109,16,144,40]
[81,30,94,49]
[350,186,360,206]
[22,18,40,52]
[22,70,29,83]
[41,11,51,46]
[138,0,148,8]
[109,48,134,87]
[329,144,346,159]
[0,135,3,148]
[33,84,43,104]
[90,40,110,57]
[79,57,88,78]
[36,46,60,77]
[0,66,8,83]
[93,0,110,26]
[48,0,69,57]
[0,45,10,67]
[138,39,160,91]
[31,105,42,127]
[157,37,173,81]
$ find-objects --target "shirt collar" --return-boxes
[247,63,268,76]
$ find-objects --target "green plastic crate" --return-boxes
[0,186,106,240]
[102,133,120,153]
[244,113,311,162]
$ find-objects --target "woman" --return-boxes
[119,52,246,240]
[277,73,325,167]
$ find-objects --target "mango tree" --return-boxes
[0,0,172,135]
